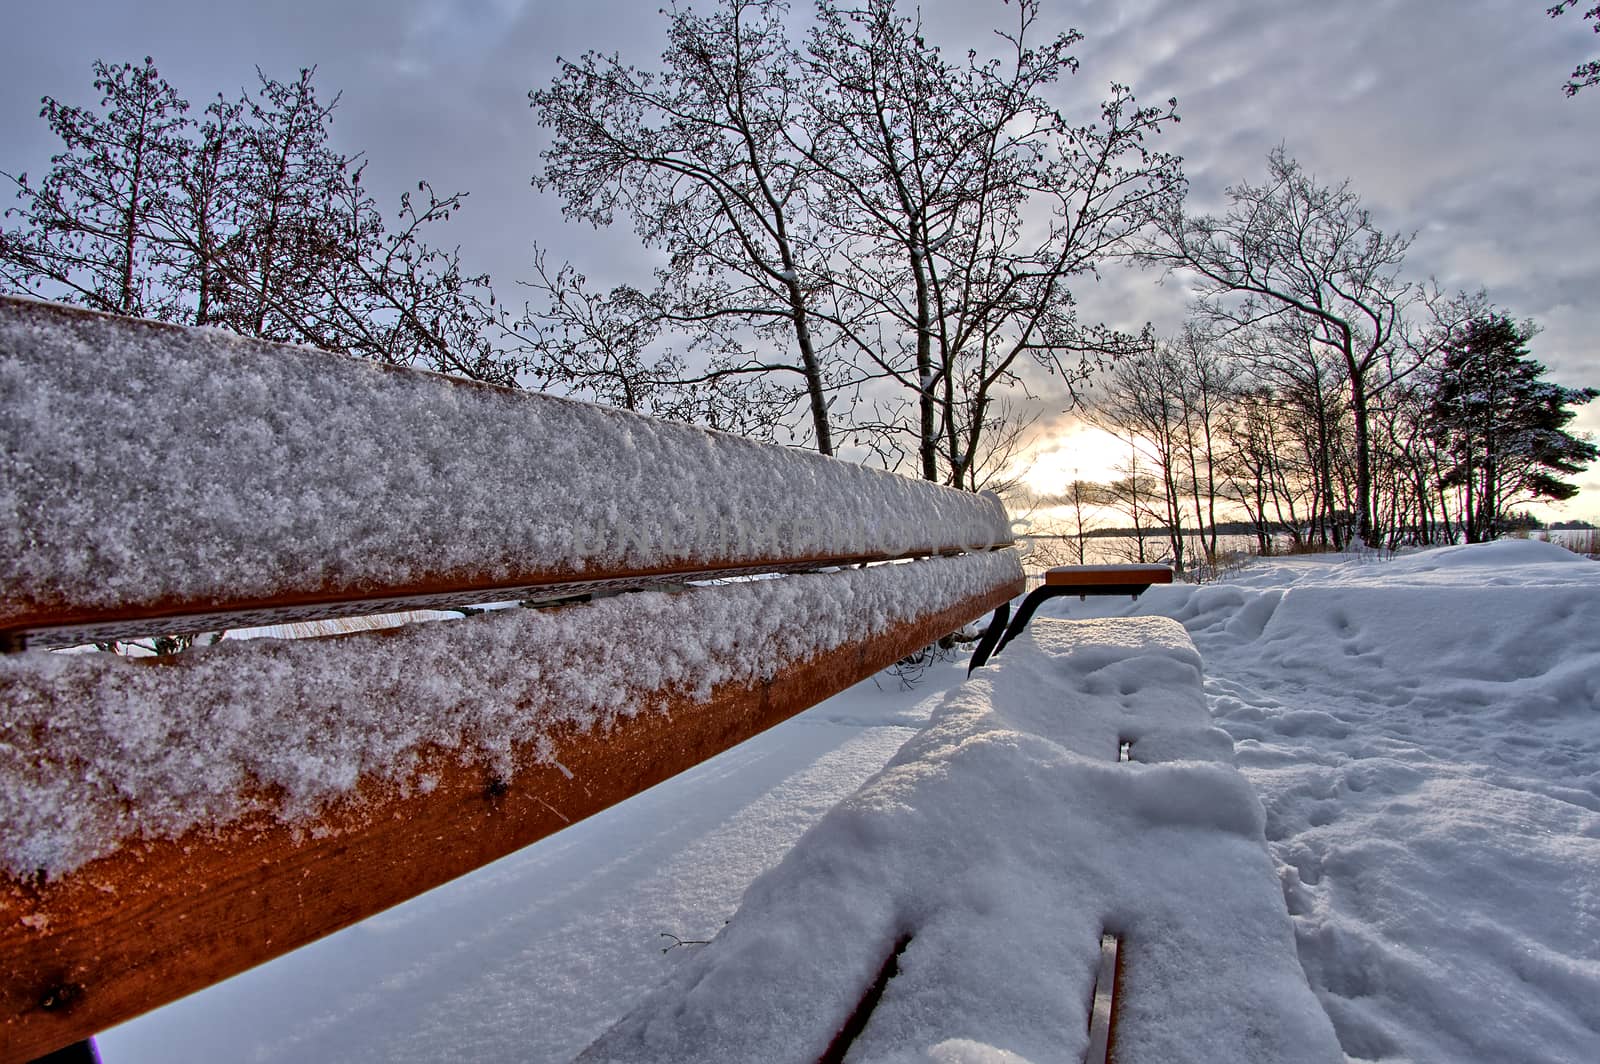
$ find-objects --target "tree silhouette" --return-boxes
[1429,312,1597,540]
[1548,2,1600,96]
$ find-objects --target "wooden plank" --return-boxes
[0,574,1021,1063]
[3,549,973,651]
[1043,565,1173,589]
[816,934,913,1064]
[1,297,1014,644]
[1084,932,1123,1064]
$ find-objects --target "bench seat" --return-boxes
[581,617,1342,1063]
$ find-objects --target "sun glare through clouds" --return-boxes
[1013,420,1131,499]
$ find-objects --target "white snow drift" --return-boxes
[583,617,1342,1064]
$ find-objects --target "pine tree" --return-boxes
[1429,312,1598,541]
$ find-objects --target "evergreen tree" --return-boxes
[1429,312,1598,541]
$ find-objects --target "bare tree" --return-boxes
[1098,438,1164,564]
[3,59,515,384]
[798,0,1180,485]
[210,67,349,342]
[1057,478,1113,564]
[161,91,244,326]
[1,57,190,318]
[507,247,794,436]
[1549,2,1600,95]
[1142,147,1415,544]
[1089,341,1196,570]
[532,0,1180,479]
[1225,317,1358,547]
[1217,387,1301,554]
[532,0,838,452]
[1170,324,1236,561]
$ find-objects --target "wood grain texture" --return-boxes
[0,577,1020,1063]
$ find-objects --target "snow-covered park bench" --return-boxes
[581,617,1344,1063]
[0,296,1023,1062]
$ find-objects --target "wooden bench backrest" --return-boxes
[1,298,1012,650]
[0,297,1023,1061]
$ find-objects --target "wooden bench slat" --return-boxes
[1043,565,1174,588]
[0,297,1013,644]
[6,549,974,650]
[1,558,1022,1062]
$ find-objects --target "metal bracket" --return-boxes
[969,582,1159,671]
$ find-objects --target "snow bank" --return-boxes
[582,617,1342,1064]
[1045,541,1600,1063]
[1228,536,1597,590]
[0,548,1022,878]
[0,297,1011,625]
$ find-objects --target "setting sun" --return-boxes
[1011,419,1133,497]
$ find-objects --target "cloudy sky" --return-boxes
[3,1,1597,514]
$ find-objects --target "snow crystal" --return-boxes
[0,297,1012,626]
[0,549,1022,878]
[581,617,1342,1064]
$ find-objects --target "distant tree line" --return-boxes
[1060,149,1597,568]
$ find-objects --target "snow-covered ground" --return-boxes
[100,539,1600,1062]
[1153,539,1600,1062]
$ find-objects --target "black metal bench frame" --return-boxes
[969,565,1175,671]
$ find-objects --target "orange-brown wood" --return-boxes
[1084,932,1124,1064]
[1043,565,1173,589]
[0,576,1020,1063]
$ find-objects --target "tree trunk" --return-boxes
[1346,353,1374,546]
[785,279,833,456]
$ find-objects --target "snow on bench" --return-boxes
[0,296,1013,650]
[0,297,1024,1062]
[581,617,1343,1064]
